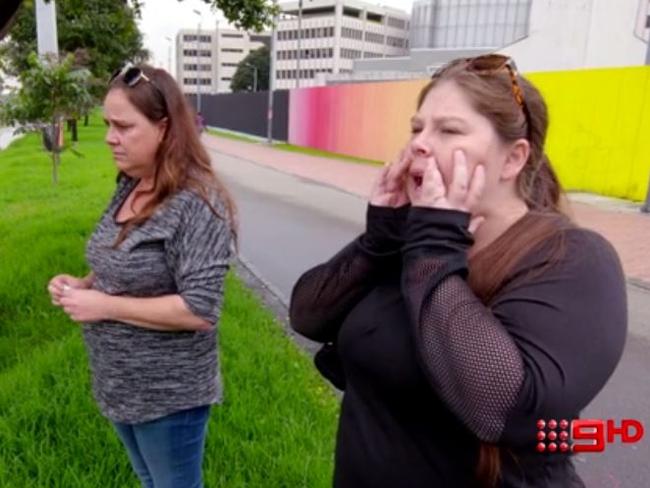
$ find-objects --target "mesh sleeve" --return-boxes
[290,204,409,342]
[401,207,524,442]
[403,268,524,442]
[402,209,627,447]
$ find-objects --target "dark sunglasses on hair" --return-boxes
[110,64,167,111]
[461,54,532,138]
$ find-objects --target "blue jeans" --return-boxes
[112,405,211,488]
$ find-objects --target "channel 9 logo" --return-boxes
[536,418,645,453]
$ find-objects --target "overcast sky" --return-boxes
[138,0,415,75]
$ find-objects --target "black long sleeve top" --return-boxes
[290,204,627,488]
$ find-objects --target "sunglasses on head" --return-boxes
[110,64,168,110]
[437,54,531,139]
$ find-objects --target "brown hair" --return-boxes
[417,58,571,487]
[107,64,237,246]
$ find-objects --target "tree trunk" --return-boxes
[52,149,59,184]
[84,114,89,126]
[71,119,78,142]
[51,119,59,185]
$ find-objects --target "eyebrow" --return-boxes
[103,117,130,125]
[410,115,467,125]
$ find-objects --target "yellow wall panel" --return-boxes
[528,67,650,201]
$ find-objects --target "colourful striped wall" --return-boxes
[287,66,650,202]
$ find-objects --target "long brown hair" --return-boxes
[417,58,570,487]
[107,64,237,246]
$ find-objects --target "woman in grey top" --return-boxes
[47,64,236,488]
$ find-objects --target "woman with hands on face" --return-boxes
[289,55,627,488]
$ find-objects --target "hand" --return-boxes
[48,274,91,306]
[407,149,486,233]
[59,288,113,323]
[369,147,412,207]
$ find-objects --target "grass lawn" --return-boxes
[206,127,383,166]
[0,119,338,487]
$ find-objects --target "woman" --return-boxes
[48,64,236,488]
[289,55,627,487]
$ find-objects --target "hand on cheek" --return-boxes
[369,146,413,208]
[407,149,486,233]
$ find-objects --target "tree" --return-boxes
[0,52,92,184]
[1,0,146,80]
[230,46,270,92]
[1,0,147,134]
[172,0,279,32]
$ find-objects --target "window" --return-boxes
[183,34,196,42]
[221,62,238,67]
[342,27,362,40]
[365,32,385,44]
[200,50,211,57]
[222,33,243,39]
[220,77,232,81]
[387,36,406,48]
[183,78,197,85]
[222,48,244,53]
[387,17,406,30]
[341,48,361,59]
[183,64,197,70]
[183,49,197,56]
[200,64,212,71]
[200,79,211,85]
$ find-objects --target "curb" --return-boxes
[233,255,323,358]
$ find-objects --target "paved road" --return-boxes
[211,148,650,488]
[0,127,21,150]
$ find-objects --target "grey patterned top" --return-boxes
[83,174,234,424]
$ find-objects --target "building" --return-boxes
[410,0,532,50]
[326,0,532,84]
[500,0,649,72]
[274,0,411,89]
[176,27,269,95]
[334,0,649,84]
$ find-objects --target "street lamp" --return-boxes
[267,1,278,144]
[164,36,172,74]
[35,0,58,59]
[193,9,202,113]
[244,62,258,92]
[296,0,303,88]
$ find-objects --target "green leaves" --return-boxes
[1,53,91,127]
[2,0,144,82]
[231,46,270,92]
[193,0,279,32]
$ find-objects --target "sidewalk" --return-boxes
[204,135,650,285]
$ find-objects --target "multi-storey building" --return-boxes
[274,0,410,89]
[176,27,269,94]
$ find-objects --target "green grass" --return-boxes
[0,118,339,487]
[207,127,383,166]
